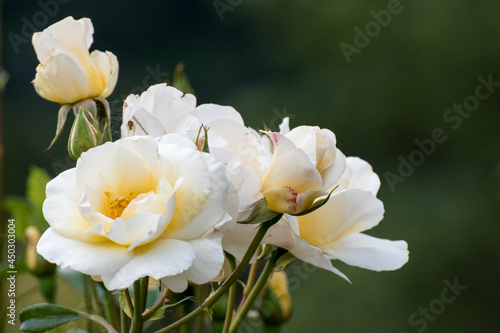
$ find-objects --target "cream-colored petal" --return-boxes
[321,148,346,191]
[136,84,198,134]
[288,236,349,282]
[101,239,196,290]
[183,229,225,284]
[338,157,381,195]
[37,228,131,280]
[262,132,322,193]
[194,104,244,125]
[33,53,89,104]
[285,126,319,164]
[319,233,409,271]
[92,50,118,98]
[297,189,384,247]
[76,139,156,197]
[159,143,230,239]
[206,119,267,175]
[32,16,93,64]
[43,169,105,242]
[121,107,166,137]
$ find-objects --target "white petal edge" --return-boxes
[319,233,409,271]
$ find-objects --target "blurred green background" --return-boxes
[2,0,500,332]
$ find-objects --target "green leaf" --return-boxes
[119,291,133,319]
[172,62,195,95]
[26,166,51,231]
[238,199,280,225]
[20,303,117,333]
[20,304,84,332]
[144,304,169,321]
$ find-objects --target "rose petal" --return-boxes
[297,189,384,247]
[320,233,409,271]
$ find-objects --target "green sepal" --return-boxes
[67,108,100,161]
[291,185,338,217]
[274,252,297,270]
[195,125,210,153]
[238,199,283,226]
[45,104,72,151]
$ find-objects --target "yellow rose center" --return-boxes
[105,191,135,219]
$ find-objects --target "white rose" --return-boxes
[32,16,118,104]
[37,135,231,291]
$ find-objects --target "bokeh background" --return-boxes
[2,0,500,332]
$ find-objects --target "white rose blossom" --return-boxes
[37,135,232,291]
[32,16,118,104]
[119,86,407,276]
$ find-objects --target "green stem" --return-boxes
[129,279,144,333]
[153,219,276,333]
[103,289,118,329]
[89,278,103,317]
[192,285,206,333]
[120,307,128,333]
[83,276,96,333]
[142,287,171,321]
[221,253,237,333]
[139,276,149,313]
[229,248,285,333]
[237,259,259,312]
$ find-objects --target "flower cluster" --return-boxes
[27,16,409,333]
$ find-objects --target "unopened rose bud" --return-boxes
[68,108,101,160]
[260,271,292,326]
